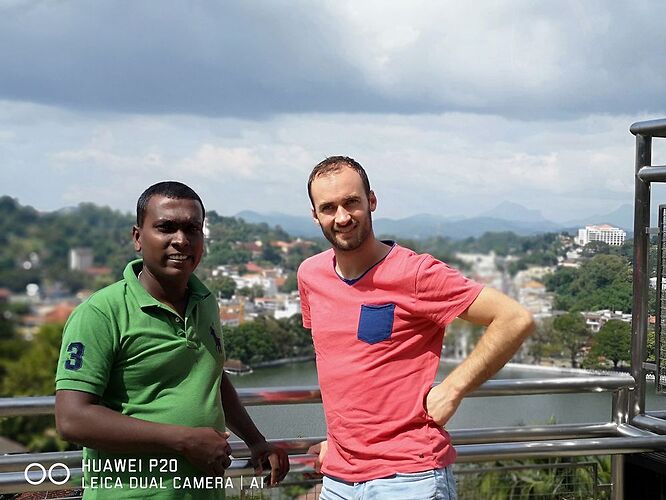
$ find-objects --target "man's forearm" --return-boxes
[56,390,189,454]
[56,389,234,475]
[440,311,534,400]
[220,372,265,447]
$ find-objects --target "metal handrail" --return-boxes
[0,375,636,417]
[630,118,666,138]
[454,436,663,462]
[0,422,624,472]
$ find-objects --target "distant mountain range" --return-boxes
[236,202,634,240]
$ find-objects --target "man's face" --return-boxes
[310,167,376,252]
[132,195,204,284]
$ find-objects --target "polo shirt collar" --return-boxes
[123,259,211,310]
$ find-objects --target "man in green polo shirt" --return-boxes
[55,181,288,498]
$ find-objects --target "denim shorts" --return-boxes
[320,467,457,500]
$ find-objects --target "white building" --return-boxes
[577,224,626,246]
[233,274,278,297]
[581,309,632,333]
[254,294,301,319]
[69,248,93,271]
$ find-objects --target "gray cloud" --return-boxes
[0,1,395,117]
[1,0,665,119]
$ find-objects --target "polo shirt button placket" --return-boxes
[171,316,191,347]
[181,315,198,349]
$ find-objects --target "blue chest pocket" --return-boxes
[357,303,396,344]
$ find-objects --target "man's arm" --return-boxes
[426,287,535,425]
[55,390,232,476]
[220,372,290,485]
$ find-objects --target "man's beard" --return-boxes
[321,210,373,252]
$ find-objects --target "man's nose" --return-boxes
[172,229,189,247]
[335,206,351,225]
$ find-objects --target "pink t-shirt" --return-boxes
[297,243,484,481]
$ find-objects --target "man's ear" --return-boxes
[132,226,142,253]
[311,208,321,226]
[369,191,377,212]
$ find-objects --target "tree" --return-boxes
[528,318,560,365]
[238,284,264,300]
[280,314,314,357]
[581,240,611,257]
[545,254,632,313]
[553,313,590,368]
[0,304,29,383]
[222,321,278,365]
[261,242,282,265]
[587,320,631,369]
[0,322,70,451]
[207,275,237,299]
[279,273,298,293]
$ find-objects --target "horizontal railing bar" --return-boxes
[615,423,658,437]
[647,410,666,419]
[451,422,617,444]
[0,396,55,417]
[629,118,666,137]
[631,118,666,137]
[631,414,666,433]
[0,423,630,472]
[466,376,635,397]
[0,376,636,417]
[0,450,82,472]
[0,470,84,495]
[235,386,321,406]
[454,436,666,462]
[638,166,666,183]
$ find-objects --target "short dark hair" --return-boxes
[307,156,371,207]
[136,181,205,226]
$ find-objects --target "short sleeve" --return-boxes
[297,266,311,329]
[55,303,116,396]
[415,255,484,327]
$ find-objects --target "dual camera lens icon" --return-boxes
[24,462,71,486]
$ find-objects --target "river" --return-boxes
[231,360,666,440]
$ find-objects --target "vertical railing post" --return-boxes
[611,454,625,500]
[611,388,629,500]
[630,133,652,419]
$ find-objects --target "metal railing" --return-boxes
[2,374,666,499]
[630,117,666,420]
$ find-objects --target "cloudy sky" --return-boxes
[2,0,666,223]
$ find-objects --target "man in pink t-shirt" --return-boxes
[298,157,534,499]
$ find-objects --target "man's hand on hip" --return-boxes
[307,440,328,473]
[425,384,463,426]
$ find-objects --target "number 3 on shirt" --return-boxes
[64,342,85,370]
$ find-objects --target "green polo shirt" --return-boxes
[56,260,227,499]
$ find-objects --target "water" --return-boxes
[231,360,666,439]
